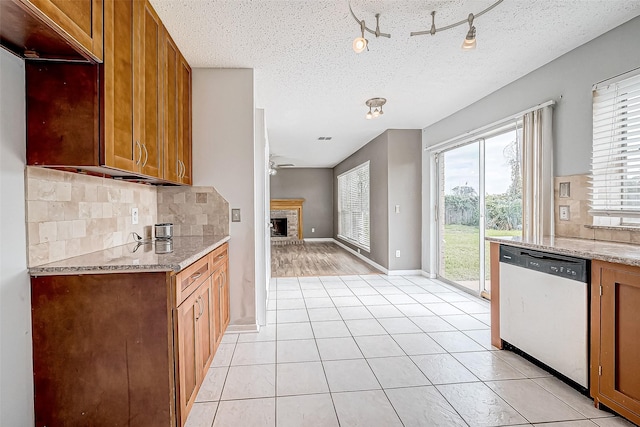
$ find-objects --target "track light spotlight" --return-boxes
[349,3,390,53]
[462,13,477,50]
[353,20,368,53]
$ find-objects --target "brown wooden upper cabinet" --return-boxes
[164,32,193,185]
[0,0,103,62]
[103,0,162,179]
[25,0,192,185]
[25,0,103,60]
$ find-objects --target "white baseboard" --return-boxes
[226,324,259,333]
[421,270,437,279]
[332,239,388,274]
[387,269,423,276]
[303,238,334,242]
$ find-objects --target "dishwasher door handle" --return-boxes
[520,251,581,264]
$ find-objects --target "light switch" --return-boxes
[232,208,241,222]
[559,205,570,221]
[395,205,400,214]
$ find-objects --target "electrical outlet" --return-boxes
[131,207,139,225]
[357,248,361,254]
[231,208,241,222]
[395,250,401,258]
[311,227,315,233]
[559,205,570,221]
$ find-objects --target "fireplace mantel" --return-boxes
[270,199,304,239]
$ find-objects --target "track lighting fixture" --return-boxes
[349,2,390,53]
[410,0,502,49]
[365,98,386,120]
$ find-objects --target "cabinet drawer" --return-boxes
[210,243,228,268]
[176,255,211,306]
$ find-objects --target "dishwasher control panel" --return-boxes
[500,245,588,283]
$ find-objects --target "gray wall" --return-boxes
[423,15,640,177]
[270,168,333,238]
[333,130,422,271]
[421,15,640,274]
[334,132,389,269]
[0,50,34,425]
[387,130,422,270]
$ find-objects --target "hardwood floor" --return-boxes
[271,241,382,277]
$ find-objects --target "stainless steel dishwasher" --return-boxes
[499,245,589,389]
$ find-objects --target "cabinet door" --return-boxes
[163,33,180,183]
[23,0,103,61]
[220,262,230,332]
[103,0,137,172]
[197,277,215,375]
[178,55,192,185]
[598,264,640,422]
[176,289,199,426]
[135,0,162,178]
[212,268,223,348]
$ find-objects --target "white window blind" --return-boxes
[338,162,370,250]
[591,71,640,218]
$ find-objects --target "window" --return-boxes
[338,162,370,250]
[591,70,640,225]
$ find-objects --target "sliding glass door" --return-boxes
[437,124,523,295]
[438,141,482,292]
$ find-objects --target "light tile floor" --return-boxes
[186,275,636,427]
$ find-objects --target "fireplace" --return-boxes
[271,218,287,237]
[270,198,304,241]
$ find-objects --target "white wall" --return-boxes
[192,68,259,327]
[421,16,640,274]
[0,50,34,425]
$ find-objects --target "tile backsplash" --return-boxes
[554,174,639,244]
[26,167,157,266]
[26,169,230,267]
[157,186,229,237]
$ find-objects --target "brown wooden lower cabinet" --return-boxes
[30,243,230,427]
[591,260,640,425]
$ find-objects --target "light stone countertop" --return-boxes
[29,235,230,276]
[486,236,640,267]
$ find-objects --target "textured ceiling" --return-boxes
[150,0,640,167]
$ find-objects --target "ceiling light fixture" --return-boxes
[410,0,502,50]
[365,98,386,120]
[268,161,277,176]
[349,2,390,53]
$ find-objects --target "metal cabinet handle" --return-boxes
[142,144,149,167]
[195,296,202,320]
[177,160,182,178]
[190,272,202,282]
[180,160,185,178]
[135,141,142,165]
